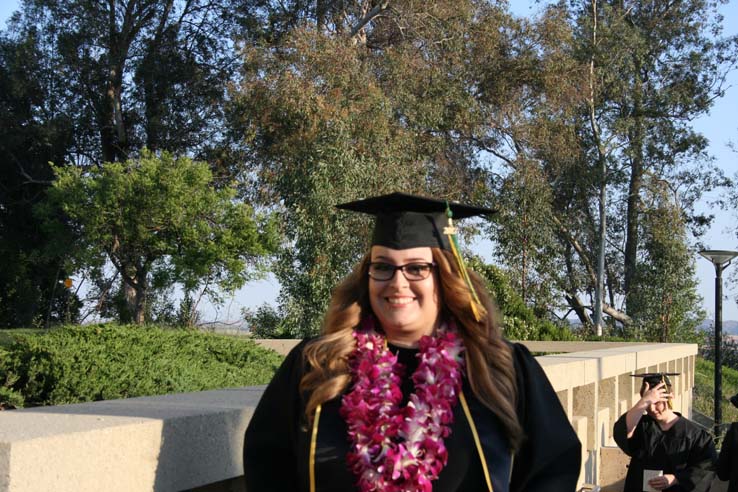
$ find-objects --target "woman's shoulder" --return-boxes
[505,340,537,367]
[264,337,317,380]
[287,337,315,356]
[666,414,712,442]
[503,341,554,402]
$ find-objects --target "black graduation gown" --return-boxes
[613,412,716,492]
[717,422,738,492]
[243,339,581,492]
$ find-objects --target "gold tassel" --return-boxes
[444,203,483,322]
[662,374,673,410]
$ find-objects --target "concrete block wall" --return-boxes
[0,341,701,491]
[0,388,264,491]
[539,342,699,490]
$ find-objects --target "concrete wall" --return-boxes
[0,341,710,491]
[535,342,698,490]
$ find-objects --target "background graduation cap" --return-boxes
[336,192,494,320]
[631,372,680,409]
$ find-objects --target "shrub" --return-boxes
[467,257,576,341]
[0,324,283,407]
[694,357,738,428]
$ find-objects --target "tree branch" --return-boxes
[350,1,389,40]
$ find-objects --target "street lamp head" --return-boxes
[699,249,738,267]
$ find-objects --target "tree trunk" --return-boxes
[624,76,644,315]
[133,284,146,325]
[521,209,528,303]
[566,293,593,327]
[142,0,175,151]
[588,0,605,336]
[124,271,148,325]
[602,303,632,325]
[123,281,137,323]
[593,158,606,336]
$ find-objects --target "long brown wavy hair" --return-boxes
[300,247,523,450]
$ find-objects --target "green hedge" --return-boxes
[0,324,283,408]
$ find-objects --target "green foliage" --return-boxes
[626,182,704,342]
[40,150,278,324]
[694,357,738,431]
[0,324,283,408]
[1,0,249,326]
[0,328,42,348]
[490,161,562,312]
[231,28,438,336]
[3,0,734,336]
[0,31,80,327]
[243,303,292,339]
[700,332,738,375]
[486,0,734,333]
[0,345,25,408]
[4,0,242,163]
[229,4,523,335]
[467,257,576,341]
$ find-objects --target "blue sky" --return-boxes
[2,1,737,323]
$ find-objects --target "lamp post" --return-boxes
[699,249,738,442]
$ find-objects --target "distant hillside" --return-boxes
[699,319,738,335]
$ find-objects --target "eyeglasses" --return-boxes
[368,262,436,281]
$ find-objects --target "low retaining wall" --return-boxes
[0,341,715,491]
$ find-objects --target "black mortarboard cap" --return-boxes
[631,372,679,388]
[632,372,680,409]
[336,192,494,251]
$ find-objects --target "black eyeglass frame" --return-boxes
[367,262,437,281]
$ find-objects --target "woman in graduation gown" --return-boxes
[243,193,582,492]
[614,374,716,491]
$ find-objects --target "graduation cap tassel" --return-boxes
[662,374,674,410]
[444,203,483,322]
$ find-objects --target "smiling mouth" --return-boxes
[386,297,414,305]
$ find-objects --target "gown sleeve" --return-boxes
[673,423,716,491]
[613,411,639,456]
[243,340,310,492]
[717,423,737,481]
[509,343,582,492]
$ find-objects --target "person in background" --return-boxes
[243,192,582,491]
[614,373,716,491]
[716,393,738,491]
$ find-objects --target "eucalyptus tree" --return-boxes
[484,0,733,338]
[575,0,733,316]
[627,177,704,342]
[566,0,733,335]
[230,0,520,335]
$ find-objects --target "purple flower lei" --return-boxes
[339,318,465,492]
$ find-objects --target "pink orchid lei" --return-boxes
[339,318,465,492]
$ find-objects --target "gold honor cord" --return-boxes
[309,404,322,492]
[443,203,483,322]
[459,391,494,492]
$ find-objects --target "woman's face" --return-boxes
[646,400,672,422]
[368,245,441,346]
